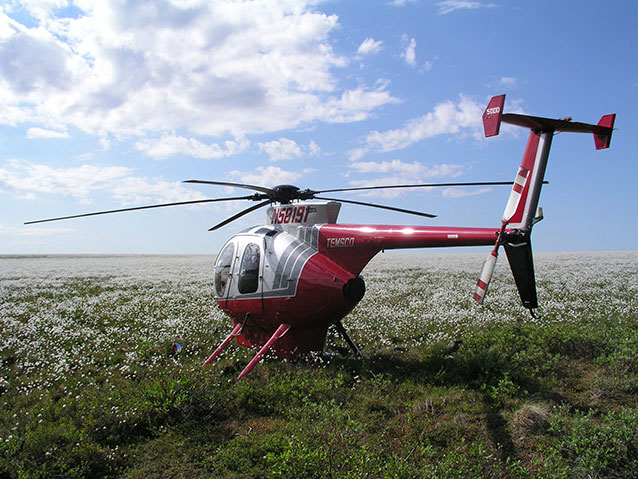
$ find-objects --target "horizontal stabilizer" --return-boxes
[501,113,615,141]
[482,95,616,150]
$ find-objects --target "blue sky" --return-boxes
[1,0,636,254]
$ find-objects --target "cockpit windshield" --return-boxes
[214,242,234,297]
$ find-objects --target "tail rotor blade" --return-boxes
[475,164,531,304]
[502,167,529,223]
[473,246,499,305]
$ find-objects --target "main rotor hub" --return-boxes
[271,184,315,204]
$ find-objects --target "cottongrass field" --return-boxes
[1,251,637,478]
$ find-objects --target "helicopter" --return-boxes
[26,94,615,379]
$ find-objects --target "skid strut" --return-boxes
[334,321,362,359]
[203,314,251,367]
[238,323,291,379]
[202,322,242,366]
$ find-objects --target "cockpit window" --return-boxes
[238,243,260,294]
[214,242,234,297]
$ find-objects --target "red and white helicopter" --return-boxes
[27,95,615,379]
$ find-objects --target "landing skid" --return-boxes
[204,319,362,378]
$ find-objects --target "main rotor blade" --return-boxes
[315,196,437,218]
[24,196,255,225]
[316,181,535,194]
[208,200,272,231]
[184,179,274,196]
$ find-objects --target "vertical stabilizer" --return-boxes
[482,94,505,137]
[594,114,616,150]
[502,233,537,310]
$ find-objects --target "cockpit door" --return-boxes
[226,237,264,314]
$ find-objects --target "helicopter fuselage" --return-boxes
[213,201,500,357]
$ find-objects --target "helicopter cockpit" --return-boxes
[213,223,320,308]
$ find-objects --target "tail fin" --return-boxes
[594,114,616,150]
[474,95,616,314]
[482,94,505,137]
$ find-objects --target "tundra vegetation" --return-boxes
[1,252,637,478]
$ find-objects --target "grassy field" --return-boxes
[1,251,637,478]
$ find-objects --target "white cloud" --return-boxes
[313,86,400,124]
[498,76,518,88]
[258,138,321,161]
[389,0,417,6]
[0,223,75,236]
[349,160,463,178]
[307,140,320,156]
[111,177,207,205]
[228,166,312,187]
[436,1,495,15]
[347,147,367,162]
[0,160,132,202]
[18,192,37,200]
[98,136,111,150]
[357,37,382,55]
[258,138,302,161]
[342,160,466,199]
[8,0,69,22]
[354,95,483,156]
[0,2,398,142]
[0,160,206,205]
[401,35,417,67]
[135,134,248,159]
[26,127,70,139]
[441,187,492,198]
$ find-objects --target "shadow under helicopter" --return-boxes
[214,321,598,467]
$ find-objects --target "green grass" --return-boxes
[1,252,637,478]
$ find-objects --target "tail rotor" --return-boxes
[473,163,531,305]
